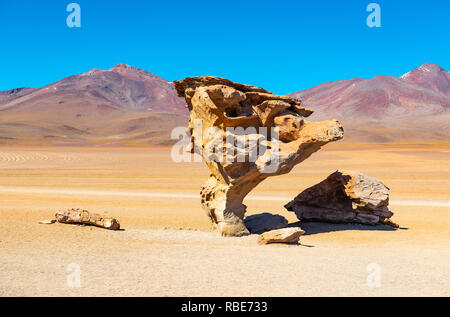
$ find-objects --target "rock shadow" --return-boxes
[287,221,406,236]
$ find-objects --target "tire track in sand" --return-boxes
[0,186,448,207]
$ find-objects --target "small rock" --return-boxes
[258,227,305,245]
[39,220,56,225]
[244,213,288,234]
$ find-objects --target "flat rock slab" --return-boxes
[244,213,288,234]
[258,227,305,245]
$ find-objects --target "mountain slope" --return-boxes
[0,64,188,146]
[0,87,36,106]
[290,63,450,142]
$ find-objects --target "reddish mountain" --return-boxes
[0,64,188,146]
[1,63,448,145]
[290,63,450,142]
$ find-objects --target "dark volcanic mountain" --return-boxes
[0,64,188,146]
[290,63,450,142]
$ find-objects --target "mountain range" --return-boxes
[0,63,448,145]
[290,63,450,142]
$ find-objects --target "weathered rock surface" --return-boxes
[244,213,288,234]
[174,76,344,237]
[258,227,305,245]
[285,170,398,227]
[55,208,121,230]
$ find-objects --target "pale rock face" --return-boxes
[274,112,305,142]
[174,76,344,237]
[285,170,398,227]
[252,100,290,126]
[258,227,305,245]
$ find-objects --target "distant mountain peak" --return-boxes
[401,63,446,79]
[416,63,445,73]
[111,63,135,70]
[109,63,160,79]
[399,63,449,95]
[110,63,146,73]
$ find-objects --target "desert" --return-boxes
[0,143,449,296]
[1,62,449,297]
[2,0,450,304]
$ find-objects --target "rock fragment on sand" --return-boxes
[55,208,121,230]
[244,213,288,234]
[258,227,305,245]
[285,170,399,227]
[174,76,344,237]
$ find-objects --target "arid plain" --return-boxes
[0,143,449,296]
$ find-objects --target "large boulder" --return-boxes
[285,171,398,227]
[174,76,344,237]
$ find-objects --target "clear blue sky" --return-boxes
[0,0,449,94]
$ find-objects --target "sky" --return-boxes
[0,0,449,95]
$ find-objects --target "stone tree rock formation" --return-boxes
[285,170,399,227]
[174,77,344,237]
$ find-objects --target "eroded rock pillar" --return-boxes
[174,77,344,236]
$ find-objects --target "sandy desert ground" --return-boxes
[0,143,449,296]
